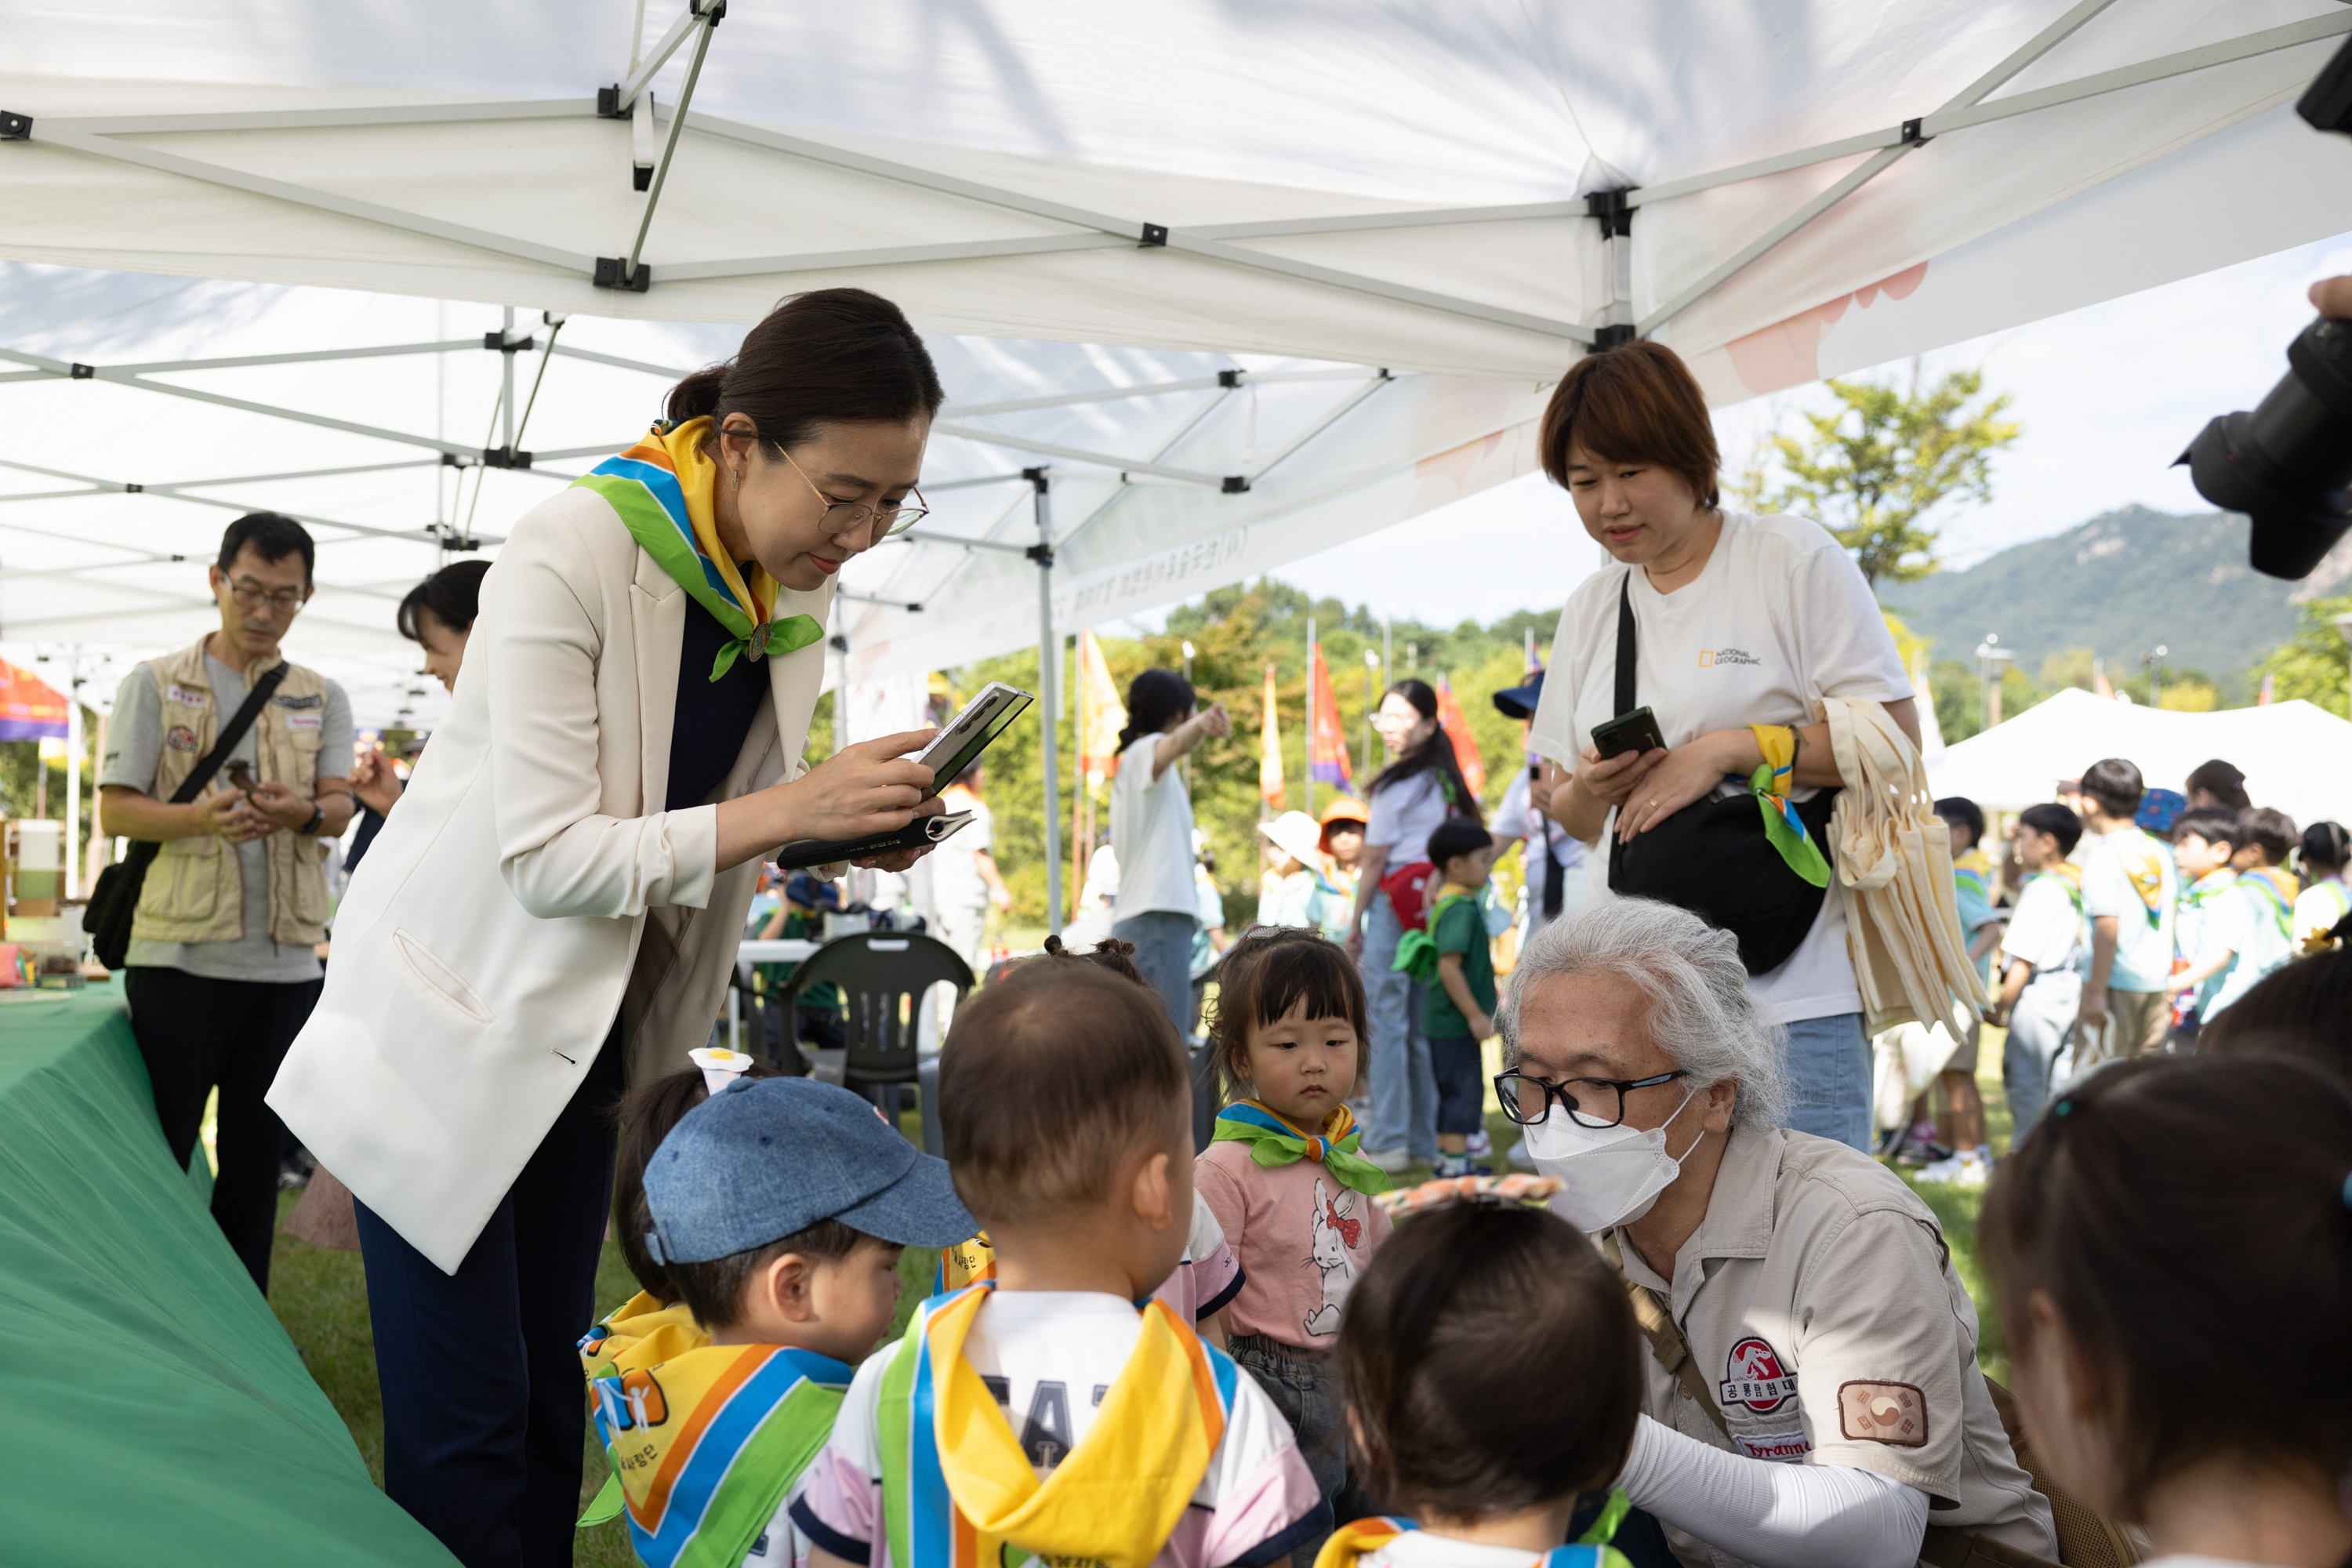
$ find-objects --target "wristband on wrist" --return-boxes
[299,800,325,836]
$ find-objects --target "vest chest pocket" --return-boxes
[278,715,324,792]
[147,834,226,922]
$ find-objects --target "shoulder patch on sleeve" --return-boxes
[1838,1380,1928,1446]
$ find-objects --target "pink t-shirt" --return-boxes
[1196,1144,1392,1350]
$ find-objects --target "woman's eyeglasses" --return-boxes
[778,448,929,539]
[1492,1067,1687,1130]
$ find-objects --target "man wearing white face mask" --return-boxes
[1500,898,2056,1568]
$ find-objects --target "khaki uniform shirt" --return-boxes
[1611,1125,2055,1568]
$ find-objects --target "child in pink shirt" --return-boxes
[1197,927,1393,1562]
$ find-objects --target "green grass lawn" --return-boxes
[267,1044,2016,1564]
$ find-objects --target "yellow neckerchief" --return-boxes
[1748,724,1797,796]
[927,1283,1222,1568]
[644,416,779,629]
[579,1289,710,1380]
[935,1231,997,1294]
[2110,827,2167,926]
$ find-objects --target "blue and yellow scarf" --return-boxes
[1315,1505,1635,1568]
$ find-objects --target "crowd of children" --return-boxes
[1891,754,2347,1184]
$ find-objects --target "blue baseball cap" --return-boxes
[641,1077,976,1265]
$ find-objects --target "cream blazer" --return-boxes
[267,485,830,1272]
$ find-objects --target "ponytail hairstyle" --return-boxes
[1117,668,1196,752]
[1980,1055,2352,1518]
[2299,819,2349,877]
[665,288,945,457]
[1367,678,1481,823]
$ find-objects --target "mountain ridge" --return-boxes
[1880,505,2348,697]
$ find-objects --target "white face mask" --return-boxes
[1524,1086,1704,1233]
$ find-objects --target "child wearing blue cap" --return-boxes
[578,1073,976,1568]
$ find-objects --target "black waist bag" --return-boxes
[1604,572,1837,976]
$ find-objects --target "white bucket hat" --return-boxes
[1257,810,1327,869]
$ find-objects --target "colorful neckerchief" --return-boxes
[2028,862,2085,917]
[581,1335,849,1568]
[573,416,828,681]
[1952,848,1993,906]
[877,1283,1233,1568]
[2183,869,2239,910]
[1312,1497,1635,1568]
[2238,866,2299,942]
[1748,765,1831,887]
[1214,1099,1391,1196]
[2303,877,2350,953]
[933,1231,997,1296]
[2110,828,2168,928]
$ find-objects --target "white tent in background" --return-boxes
[11,0,2352,920]
[1926,686,2352,829]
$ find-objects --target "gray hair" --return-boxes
[1500,897,1789,1132]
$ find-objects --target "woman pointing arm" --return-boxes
[269,288,946,1567]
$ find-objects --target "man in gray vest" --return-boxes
[98,512,354,1293]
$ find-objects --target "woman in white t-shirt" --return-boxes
[1982,1054,2352,1568]
[1341,677,1479,1171]
[1526,341,1919,1153]
[1108,667,1230,1040]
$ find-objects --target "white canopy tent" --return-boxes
[11,0,2352,922]
[1927,686,2352,828]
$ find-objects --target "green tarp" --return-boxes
[0,986,455,1566]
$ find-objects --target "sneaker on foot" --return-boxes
[1365,1146,1414,1174]
[1433,1155,1494,1179]
[1896,1137,1955,1167]
[1465,1127,1493,1159]
[1955,1148,1993,1188]
[1915,1153,1965,1184]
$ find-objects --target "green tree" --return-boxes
[1751,366,2021,586]
[2252,593,2352,717]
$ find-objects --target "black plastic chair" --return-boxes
[787,930,973,1154]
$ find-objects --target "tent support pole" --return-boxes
[1030,468,1062,935]
[622,0,720,286]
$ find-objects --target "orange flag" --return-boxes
[1309,641,1352,793]
[1436,676,1486,800]
[1260,662,1287,811]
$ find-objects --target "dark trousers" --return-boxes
[124,966,321,1294]
[355,1027,624,1568]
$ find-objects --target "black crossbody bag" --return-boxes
[83,661,291,970]
[1604,572,1838,975]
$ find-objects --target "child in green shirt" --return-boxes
[1420,819,1501,1179]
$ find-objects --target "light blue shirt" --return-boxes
[2080,826,2177,993]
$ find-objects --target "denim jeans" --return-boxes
[1229,1334,1344,1565]
[1780,1011,1870,1152]
[2004,971,2080,1143]
[1361,896,1436,1161]
[1113,909,1198,1038]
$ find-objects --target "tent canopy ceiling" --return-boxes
[8,2,2352,716]
[5,0,2352,401]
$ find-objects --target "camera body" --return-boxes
[2176,34,2352,580]
[2179,314,2352,579]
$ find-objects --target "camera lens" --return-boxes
[2178,315,2352,580]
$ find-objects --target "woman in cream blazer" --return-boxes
[270,289,946,1566]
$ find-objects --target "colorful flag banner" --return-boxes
[1434,676,1486,800]
[1260,662,1287,811]
[1309,641,1352,791]
[1079,631,1127,783]
[0,659,69,742]
[2259,670,2276,706]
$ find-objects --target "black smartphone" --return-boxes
[1588,706,1666,760]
